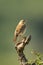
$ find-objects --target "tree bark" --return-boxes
[14,35,36,65]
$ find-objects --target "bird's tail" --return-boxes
[13,36,17,42]
[13,35,18,42]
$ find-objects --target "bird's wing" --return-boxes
[19,24,26,35]
[15,23,26,34]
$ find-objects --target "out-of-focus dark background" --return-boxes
[0,0,43,65]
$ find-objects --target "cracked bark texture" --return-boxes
[14,35,36,65]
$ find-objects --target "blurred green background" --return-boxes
[0,0,43,65]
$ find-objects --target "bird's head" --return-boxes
[19,19,26,25]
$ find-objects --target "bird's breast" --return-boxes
[16,24,25,33]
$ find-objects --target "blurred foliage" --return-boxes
[28,50,43,65]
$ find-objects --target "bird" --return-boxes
[13,19,26,42]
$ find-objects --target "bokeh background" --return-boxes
[0,0,43,65]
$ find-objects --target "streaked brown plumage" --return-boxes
[14,19,26,41]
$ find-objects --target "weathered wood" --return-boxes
[14,35,36,65]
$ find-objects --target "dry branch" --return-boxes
[14,35,36,65]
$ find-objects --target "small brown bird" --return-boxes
[14,19,26,41]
